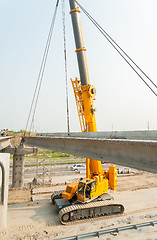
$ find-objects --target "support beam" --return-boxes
[1,146,37,155]
[0,137,13,151]
[24,136,157,173]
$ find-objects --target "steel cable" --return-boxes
[62,0,70,134]
[24,0,60,136]
[75,0,157,97]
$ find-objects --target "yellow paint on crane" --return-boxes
[69,8,80,14]
[62,2,118,205]
[75,47,86,52]
[62,182,78,200]
[109,165,117,191]
[71,78,86,132]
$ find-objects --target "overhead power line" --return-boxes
[75,0,157,97]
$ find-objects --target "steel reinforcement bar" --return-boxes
[54,220,157,240]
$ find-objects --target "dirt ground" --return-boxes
[8,170,157,204]
[8,188,31,204]
[117,171,157,191]
[2,170,157,240]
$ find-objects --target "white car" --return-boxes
[71,164,86,171]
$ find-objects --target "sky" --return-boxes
[0,0,157,133]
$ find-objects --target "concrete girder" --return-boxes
[0,137,13,151]
[1,146,37,155]
[24,136,157,173]
[37,130,157,141]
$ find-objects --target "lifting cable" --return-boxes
[75,0,157,97]
[62,0,70,134]
[24,0,60,136]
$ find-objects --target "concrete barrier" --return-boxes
[0,153,10,231]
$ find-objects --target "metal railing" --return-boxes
[54,220,157,240]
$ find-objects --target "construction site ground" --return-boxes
[1,165,157,240]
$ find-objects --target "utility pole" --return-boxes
[147,121,150,130]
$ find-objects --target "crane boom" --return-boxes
[69,0,89,85]
[69,0,103,177]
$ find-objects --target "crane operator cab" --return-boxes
[77,179,96,203]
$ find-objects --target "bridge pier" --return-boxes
[1,146,37,188]
[12,153,25,188]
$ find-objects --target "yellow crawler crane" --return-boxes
[51,0,124,224]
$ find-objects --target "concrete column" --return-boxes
[12,153,24,188]
[0,153,10,230]
[1,146,37,188]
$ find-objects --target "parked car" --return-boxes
[71,164,86,171]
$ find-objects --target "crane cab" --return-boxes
[77,179,97,203]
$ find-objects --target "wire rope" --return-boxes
[62,0,70,134]
[24,0,60,136]
[74,0,157,97]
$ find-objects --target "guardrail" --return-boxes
[54,220,157,240]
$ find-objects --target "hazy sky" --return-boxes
[0,0,157,132]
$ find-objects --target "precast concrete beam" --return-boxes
[37,130,157,141]
[24,136,157,173]
[1,146,37,155]
[0,137,13,151]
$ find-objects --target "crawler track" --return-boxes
[59,200,124,225]
[51,190,65,204]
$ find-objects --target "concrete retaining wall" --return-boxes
[0,153,10,231]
